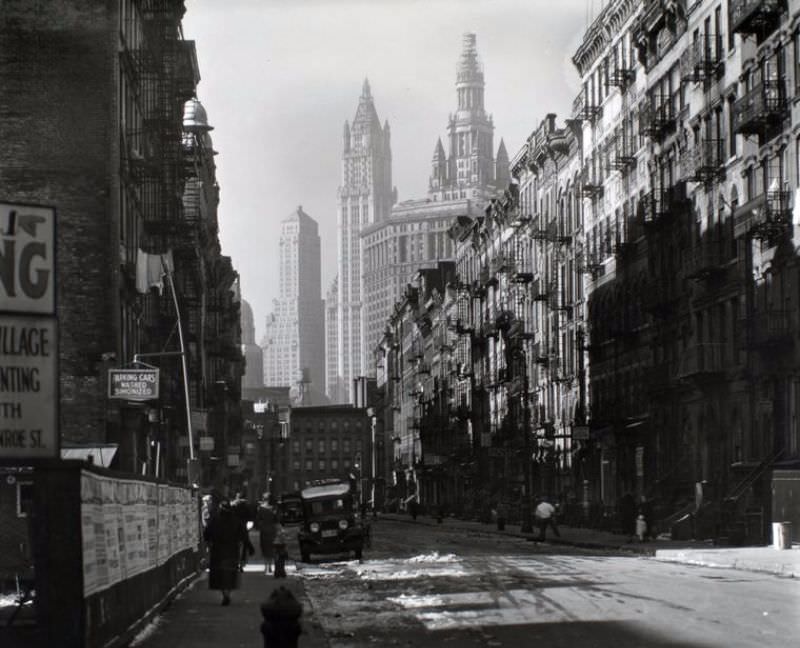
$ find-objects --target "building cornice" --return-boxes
[572,0,640,78]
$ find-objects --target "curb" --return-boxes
[653,550,800,579]
[115,569,204,648]
[289,574,330,648]
[380,514,800,575]
[381,514,659,556]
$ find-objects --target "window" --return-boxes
[331,439,339,452]
[292,440,300,455]
[305,439,313,453]
[343,439,351,453]
[795,31,800,96]
[343,458,351,469]
[305,459,313,471]
[331,458,339,471]
[318,439,326,453]
[293,459,300,471]
[17,481,34,517]
[319,459,327,472]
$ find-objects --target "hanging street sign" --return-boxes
[108,369,160,401]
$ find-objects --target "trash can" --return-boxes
[772,522,792,550]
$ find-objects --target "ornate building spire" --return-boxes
[428,33,498,201]
[456,32,485,116]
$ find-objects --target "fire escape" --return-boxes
[639,93,677,143]
[679,33,724,85]
[730,0,786,43]
[732,75,788,144]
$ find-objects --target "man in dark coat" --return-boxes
[619,492,637,542]
[203,499,250,605]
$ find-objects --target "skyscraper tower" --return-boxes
[262,207,324,392]
[326,79,393,403]
[429,33,507,201]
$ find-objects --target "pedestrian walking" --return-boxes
[635,514,647,542]
[231,491,255,571]
[638,495,655,540]
[619,492,637,542]
[534,497,561,541]
[203,499,251,606]
[408,498,419,521]
[256,496,278,574]
[273,519,291,578]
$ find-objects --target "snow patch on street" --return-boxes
[406,551,458,563]
[351,554,470,581]
[297,553,471,581]
[129,615,165,646]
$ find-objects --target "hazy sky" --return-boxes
[182,0,595,341]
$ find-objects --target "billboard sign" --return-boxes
[108,369,160,402]
[0,202,56,315]
[0,315,58,458]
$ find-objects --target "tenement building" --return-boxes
[262,206,324,394]
[372,0,800,545]
[0,0,242,484]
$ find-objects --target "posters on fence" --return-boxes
[80,471,198,597]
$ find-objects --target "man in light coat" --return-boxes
[534,497,561,541]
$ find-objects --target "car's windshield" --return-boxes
[309,497,350,515]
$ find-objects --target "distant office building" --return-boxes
[241,299,264,390]
[262,206,324,392]
[362,33,508,361]
[325,80,394,403]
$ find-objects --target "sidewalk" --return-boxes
[381,513,800,578]
[128,561,329,648]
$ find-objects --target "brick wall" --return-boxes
[0,1,118,444]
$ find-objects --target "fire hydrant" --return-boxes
[261,586,302,648]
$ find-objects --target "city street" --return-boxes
[299,519,799,648]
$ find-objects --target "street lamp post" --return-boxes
[367,408,377,513]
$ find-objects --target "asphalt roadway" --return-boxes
[128,516,799,648]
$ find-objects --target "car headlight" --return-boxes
[310,522,320,533]
[338,519,349,530]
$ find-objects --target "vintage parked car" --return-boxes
[297,481,366,562]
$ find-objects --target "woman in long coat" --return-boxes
[203,499,249,605]
[256,500,277,574]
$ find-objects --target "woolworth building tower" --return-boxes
[326,79,393,403]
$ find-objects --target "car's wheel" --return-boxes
[354,546,363,560]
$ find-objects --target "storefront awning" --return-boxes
[60,444,118,467]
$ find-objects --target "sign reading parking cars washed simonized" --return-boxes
[1,201,58,459]
[108,369,160,402]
